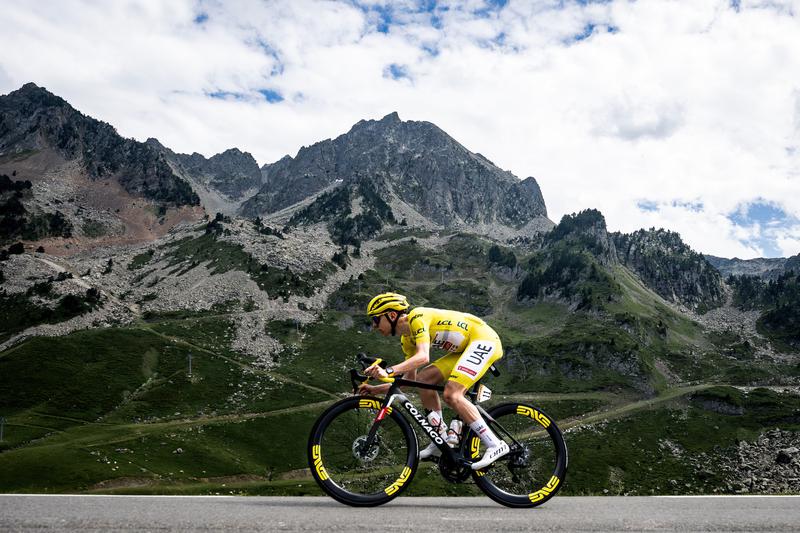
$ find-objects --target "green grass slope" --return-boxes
[1,230,798,496]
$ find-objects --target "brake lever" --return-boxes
[350,369,369,394]
[357,353,387,370]
[352,354,394,393]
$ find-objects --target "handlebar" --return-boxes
[357,353,388,369]
[349,353,395,393]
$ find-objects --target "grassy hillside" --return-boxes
[1,229,798,496]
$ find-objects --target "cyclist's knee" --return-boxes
[442,381,466,406]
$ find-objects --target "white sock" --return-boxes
[469,417,501,448]
[427,410,447,437]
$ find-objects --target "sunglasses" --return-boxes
[372,315,383,327]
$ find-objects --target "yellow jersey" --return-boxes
[400,307,498,358]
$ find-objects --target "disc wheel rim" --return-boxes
[309,397,418,506]
[469,403,567,508]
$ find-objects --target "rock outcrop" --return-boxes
[0,83,198,207]
[614,228,724,311]
[718,429,800,494]
[705,255,788,280]
[241,112,550,234]
[146,139,262,201]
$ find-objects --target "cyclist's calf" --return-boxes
[443,381,479,425]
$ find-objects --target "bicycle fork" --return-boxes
[357,395,398,457]
[359,389,523,467]
[358,392,464,467]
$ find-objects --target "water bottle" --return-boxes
[446,419,462,447]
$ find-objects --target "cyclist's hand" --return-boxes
[365,364,389,380]
[357,383,374,396]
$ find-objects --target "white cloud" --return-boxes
[0,0,799,258]
[776,230,800,257]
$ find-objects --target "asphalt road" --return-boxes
[2,495,799,532]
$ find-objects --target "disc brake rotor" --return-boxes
[352,435,380,462]
[508,445,530,469]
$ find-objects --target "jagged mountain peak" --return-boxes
[145,137,167,150]
[1,83,92,133]
[0,83,198,207]
[343,111,474,159]
[218,147,246,156]
[527,210,724,311]
[209,147,256,164]
[544,209,617,265]
[145,143,262,204]
[242,112,550,237]
[5,82,62,102]
[348,111,402,132]
[612,225,724,310]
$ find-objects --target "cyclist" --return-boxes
[361,292,509,470]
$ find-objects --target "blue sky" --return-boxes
[726,201,799,258]
[0,0,799,258]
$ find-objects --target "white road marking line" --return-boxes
[0,494,236,498]
[656,495,800,498]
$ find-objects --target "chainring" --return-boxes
[438,454,473,483]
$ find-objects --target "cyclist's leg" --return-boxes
[444,335,503,424]
[415,361,451,459]
[442,335,503,419]
[443,381,478,423]
[441,336,506,469]
[416,364,445,413]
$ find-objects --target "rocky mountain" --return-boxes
[614,228,725,311]
[1,83,799,498]
[146,139,262,214]
[517,209,618,309]
[0,83,198,206]
[285,176,394,246]
[517,210,724,312]
[242,112,551,237]
[182,148,261,198]
[705,255,788,280]
[726,263,800,349]
[0,83,204,253]
[705,252,799,350]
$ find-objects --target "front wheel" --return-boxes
[467,402,568,508]
[308,396,418,506]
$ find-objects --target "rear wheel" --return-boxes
[308,397,418,506]
[467,402,568,508]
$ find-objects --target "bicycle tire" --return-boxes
[308,396,418,506]
[467,402,568,508]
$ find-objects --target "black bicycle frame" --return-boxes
[361,376,512,464]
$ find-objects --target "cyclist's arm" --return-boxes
[359,367,417,395]
[364,344,429,380]
[387,343,430,375]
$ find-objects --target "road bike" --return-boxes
[307,355,568,507]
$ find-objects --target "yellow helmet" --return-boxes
[366,292,410,317]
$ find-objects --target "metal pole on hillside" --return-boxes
[187,352,193,378]
[0,417,5,442]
